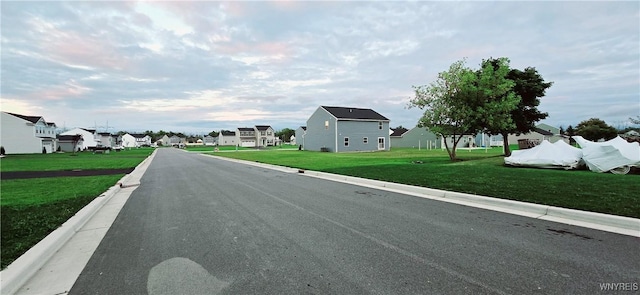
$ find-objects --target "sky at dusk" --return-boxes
[1,1,638,134]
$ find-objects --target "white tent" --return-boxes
[504,140,583,169]
[573,136,640,174]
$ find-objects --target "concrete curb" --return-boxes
[205,154,640,237]
[0,150,157,295]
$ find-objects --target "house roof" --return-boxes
[533,127,554,136]
[98,132,111,136]
[221,130,236,136]
[299,126,307,131]
[255,125,272,131]
[81,128,96,133]
[130,133,149,138]
[390,127,409,137]
[238,127,255,131]
[47,122,57,127]
[6,112,43,124]
[321,106,389,121]
[57,134,83,141]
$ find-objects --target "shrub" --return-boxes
[0,146,5,155]
[42,147,47,154]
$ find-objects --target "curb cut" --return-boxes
[0,150,157,295]
[205,154,640,237]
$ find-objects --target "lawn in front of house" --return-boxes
[0,148,151,269]
[204,147,639,219]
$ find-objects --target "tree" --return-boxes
[409,59,481,161]
[575,118,617,141]
[208,131,219,137]
[276,128,295,143]
[409,58,520,161]
[480,63,552,156]
[630,116,640,125]
[470,57,521,150]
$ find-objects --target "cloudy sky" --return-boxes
[1,1,638,134]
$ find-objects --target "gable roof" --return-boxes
[221,130,236,136]
[238,127,255,132]
[533,127,554,136]
[6,112,43,124]
[255,125,272,131]
[390,127,409,137]
[57,134,83,141]
[130,133,149,138]
[321,106,389,121]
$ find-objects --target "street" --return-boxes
[70,148,639,294]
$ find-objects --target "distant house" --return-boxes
[122,133,152,147]
[97,132,115,148]
[218,130,237,146]
[303,106,390,152]
[237,127,257,147]
[0,111,58,154]
[295,126,307,148]
[57,134,84,152]
[390,126,441,149]
[203,135,216,146]
[507,127,555,145]
[255,125,276,147]
[169,135,186,146]
[536,123,560,136]
[155,134,170,146]
[60,128,99,150]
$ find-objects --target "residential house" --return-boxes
[390,126,441,149]
[255,125,276,147]
[536,123,560,136]
[1,111,58,154]
[156,134,170,146]
[507,127,555,145]
[303,106,390,152]
[169,135,186,147]
[57,134,84,152]
[237,127,257,147]
[60,128,99,150]
[295,126,307,148]
[218,130,237,146]
[203,135,216,146]
[122,133,152,147]
[97,132,115,148]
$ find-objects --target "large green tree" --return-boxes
[575,118,618,141]
[409,58,518,161]
[409,59,476,161]
[276,128,295,143]
[480,62,552,156]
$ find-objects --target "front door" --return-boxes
[378,137,385,150]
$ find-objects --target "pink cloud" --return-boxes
[30,18,130,70]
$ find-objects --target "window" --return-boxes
[378,137,385,150]
[325,121,329,130]
[378,122,383,130]
[363,137,368,144]
[261,131,266,136]
[344,137,349,147]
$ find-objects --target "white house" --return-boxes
[122,133,152,147]
[218,130,237,146]
[1,111,58,154]
[60,128,100,150]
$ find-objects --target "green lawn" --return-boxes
[204,147,639,219]
[0,148,151,269]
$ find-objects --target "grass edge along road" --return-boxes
[0,148,152,269]
[203,147,639,220]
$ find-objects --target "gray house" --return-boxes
[390,126,441,149]
[304,106,390,152]
[295,126,306,148]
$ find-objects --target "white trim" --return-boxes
[378,137,385,150]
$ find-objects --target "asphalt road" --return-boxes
[70,148,639,294]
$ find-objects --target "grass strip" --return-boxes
[208,148,639,218]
